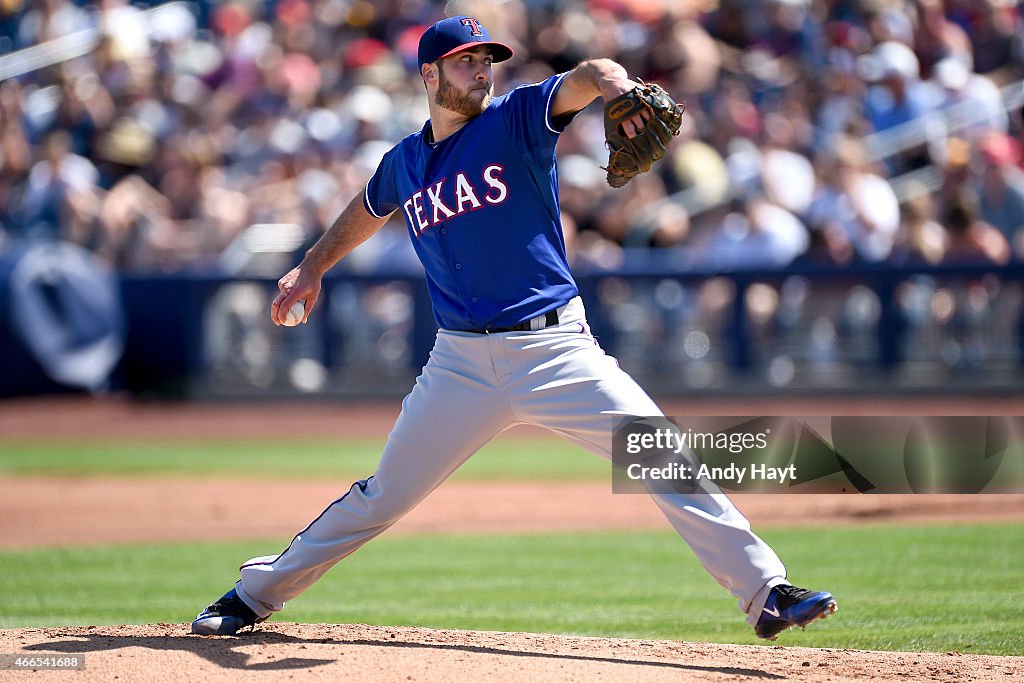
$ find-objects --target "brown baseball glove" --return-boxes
[603,82,685,189]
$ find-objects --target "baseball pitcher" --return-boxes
[192,15,836,640]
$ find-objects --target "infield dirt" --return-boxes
[3,623,1021,682]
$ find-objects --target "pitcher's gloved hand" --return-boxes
[603,82,685,189]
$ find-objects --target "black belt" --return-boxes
[464,309,559,334]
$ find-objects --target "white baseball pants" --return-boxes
[236,297,788,627]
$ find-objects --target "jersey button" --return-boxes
[455,263,462,270]
[471,297,478,303]
[440,227,447,235]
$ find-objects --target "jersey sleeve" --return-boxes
[363,146,400,218]
[497,72,577,161]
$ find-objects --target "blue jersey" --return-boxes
[363,72,579,331]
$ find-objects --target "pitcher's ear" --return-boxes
[422,62,437,86]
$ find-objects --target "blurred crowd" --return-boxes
[0,0,1022,274]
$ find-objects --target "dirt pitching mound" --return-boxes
[4,623,1020,682]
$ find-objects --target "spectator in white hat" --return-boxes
[931,56,1007,142]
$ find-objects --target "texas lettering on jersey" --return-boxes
[363,72,582,330]
[402,164,508,236]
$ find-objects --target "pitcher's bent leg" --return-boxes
[507,328,787,623]
[237,333,513,617]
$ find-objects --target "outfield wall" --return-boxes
[117,262,1024,399]
[2,242,1021,398]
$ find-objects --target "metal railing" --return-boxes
[652,78,1024,220]
[862,79,1024,162]
[0,2,189,82]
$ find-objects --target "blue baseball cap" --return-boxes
[417,16,514,68]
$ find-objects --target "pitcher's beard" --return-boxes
[435,67,491,117]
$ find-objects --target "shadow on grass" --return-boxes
[26,627,785,678]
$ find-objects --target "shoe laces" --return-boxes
[209,594,254,620]
[207,596,233,614]
[773,584,811,606]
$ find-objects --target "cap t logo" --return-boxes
[418,16,513,67]
[461,17,484,36]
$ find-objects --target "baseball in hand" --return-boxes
[283,299,306,327]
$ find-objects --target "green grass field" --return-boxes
[1,525,1021,655]
[0,436,604,480]
[1,437,1021,656]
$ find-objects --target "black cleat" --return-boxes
[191,588,265,635]
[755,584,837,640]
